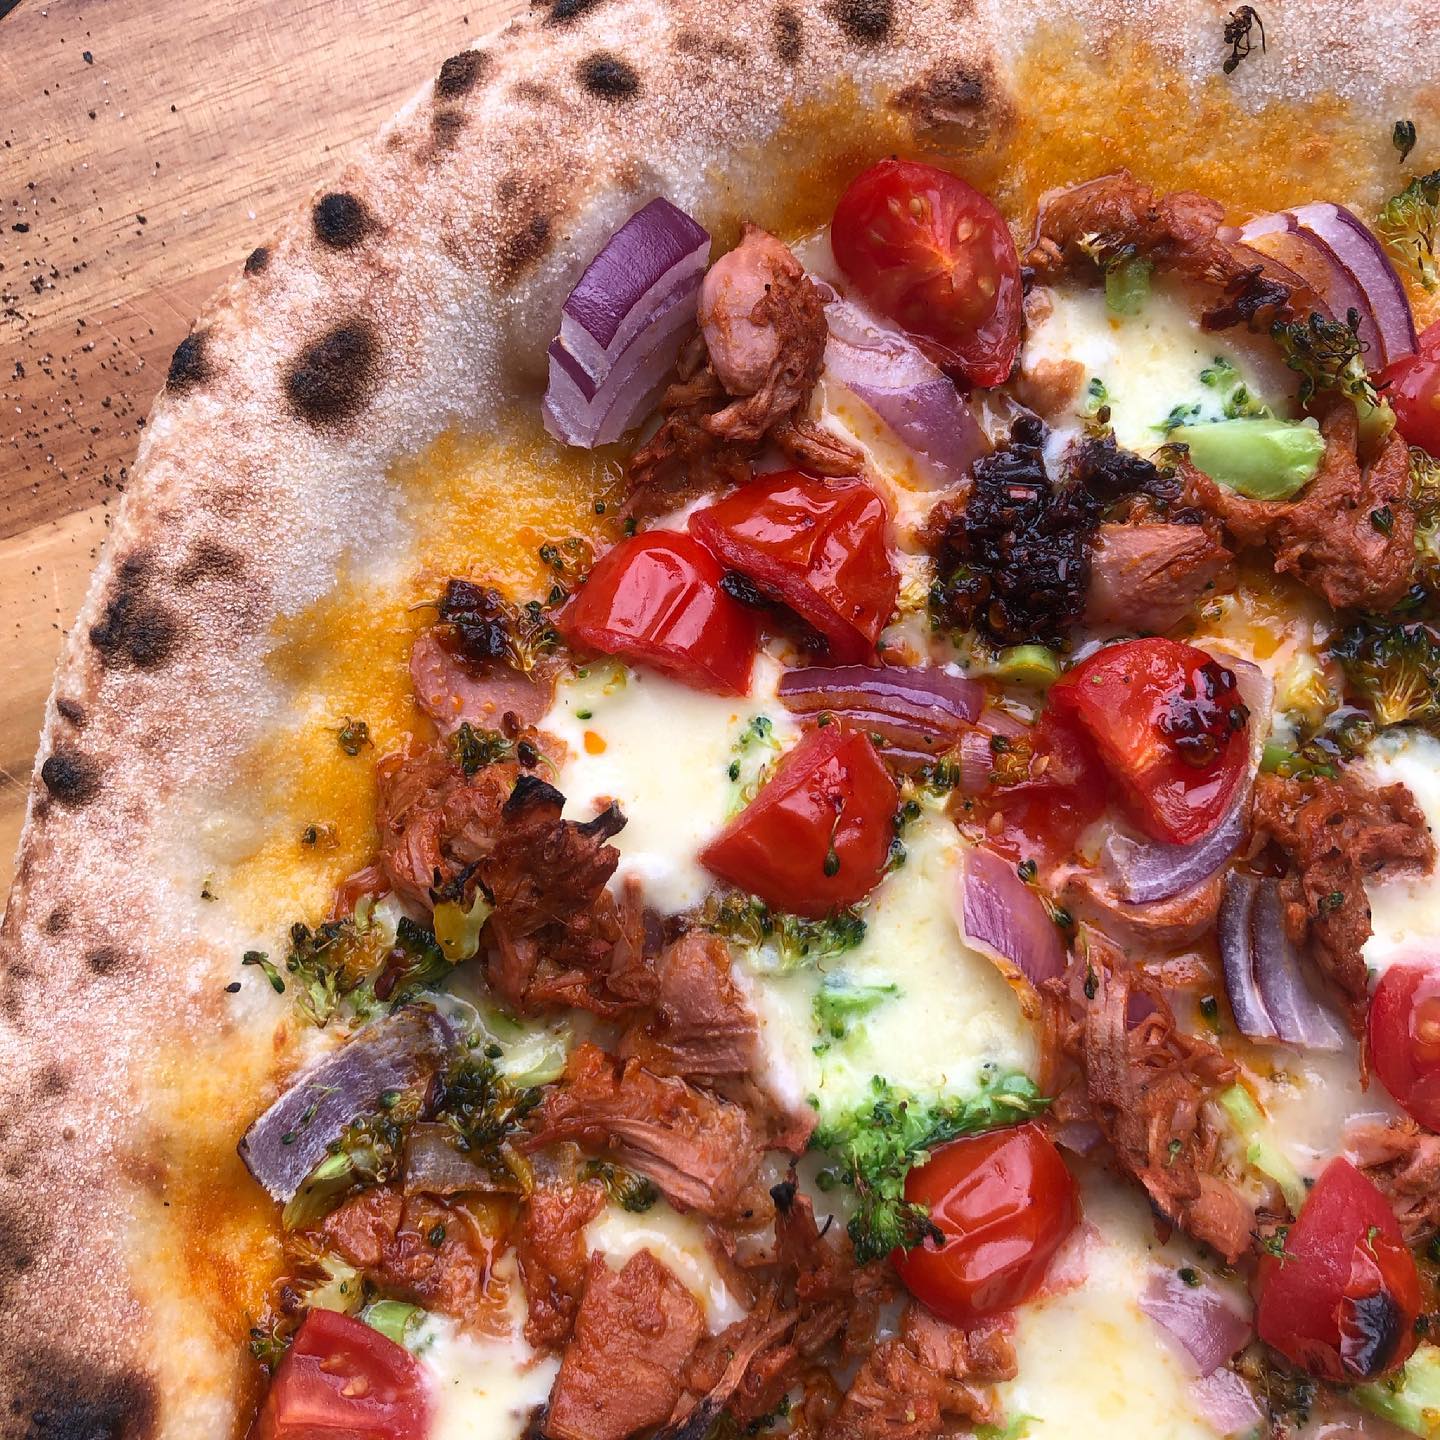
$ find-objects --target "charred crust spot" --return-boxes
[55,697,86,729]
[829,0,893,45]
[243,245,271,275]
[38,1064,68,1097]
[577,51,639,101]
[285,321,380,426]
[772,6,803,61]
[86,947,123,976]
[893,59,1012,144]
[14,1354,158,1440]
[89,556,181,670]
[500,213,553,279]
[175,537,243,586]
[312,192,374,250]
[673,29,744,61]
[430,108,467,152]
[545,0,605,22]
[165,331,209,393]
[504,774,566,817]
[435,49,488,97]
[42,907,70,937]
[39,750,100,808]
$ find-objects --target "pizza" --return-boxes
[7,1,1440,1436]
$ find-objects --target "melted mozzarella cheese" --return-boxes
[996,1173,1233,1440]
[585,1199,746,1332]
[542,661,796,915]
[420,1257,560,1440]
[1363,729,1440,975]
[1022,281,1294,455]
[739,810,1036,1119]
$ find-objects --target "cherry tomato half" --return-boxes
[689,472,898,664]
[250,1309,430,1440]
[830,159,1023,388]
[1256,1157,1420,1383]
[1048,638,1249,846]
[974,712,1109,864]
[1379,320,1440,456]
[557,531,758,695]
[894,1123,1079,1325]
[700,723,898,917]
[1368,963,1440,1131]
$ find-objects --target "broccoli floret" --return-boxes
[1271,310,1381,410]
[1413,447,1440,528]
[1378,171,1440,292]
[1332,621,1440,730]
[580,1159,660,1213]
[810,1069,1049,1262]
[451,721,513,775]
[812,975,900,1043]
[701,892,866,971]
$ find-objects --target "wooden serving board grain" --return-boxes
[0,0,523,896]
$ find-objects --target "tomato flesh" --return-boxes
[1256,1157,1421,1383]
[1048,637,1249,845]
[689,471,898,664]
[830,159,1023,388]
[700,723,898,917]
[976,712,1109,863]
[557,531,758,695]
[894,1124,1079,1324]
[250,1309,430,1440]
[1369,962,1440,1131]
[1379,320,1440,456]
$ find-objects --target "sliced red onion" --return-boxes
[778,664,982,772]
[1238,206,1416,369]
[403,1122,510,1196]
[822,295,986,488]
[1102,657,1271,904]
[1189,1368,1264,1437]
[544,198,710,448]
[1219,872,1276,1042]
[957,844,1067,994]
[1219,871,1345,1050]
[1252,877,1345,1050]
[239,1007,452,1203]
[1140,1267,1253,1377]
[1289,203,1417,367]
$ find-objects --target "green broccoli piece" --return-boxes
[1271,310,1381,410]
[702,893,866,971]
[810,1068,1049,1263]
[1378,171,1440,292]
[580,1159,659,1213]
[812,975,901,1042]
[1331,621,1440,730]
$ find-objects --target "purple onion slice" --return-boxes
[1219,872,1276,1042]
[822,295,986,488]
[1139,1266,1253,1377]
[957,845,1067,999]
[1252,878,1345,1051]
[543,198,710,447]
[239,1006,453,1203]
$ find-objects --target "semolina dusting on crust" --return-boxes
[0,0,1436,1434]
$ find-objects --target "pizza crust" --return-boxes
[0,0,1433,1433]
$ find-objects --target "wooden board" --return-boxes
[0,0,523,896]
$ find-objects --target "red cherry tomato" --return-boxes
[557,531,758,695]
[1368,963,1440,1130]
[893,1123,1079,1325]
[1048,638,1249,845]
[1256,1157,1421,1383]
[689,472,898,664]
[700,723,898,917]
[250,1309,430,1440]
[1379,320,1440,456]
[977,712,1109,863]
[830,159,1023,388]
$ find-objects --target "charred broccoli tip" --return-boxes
[1332,621,1440,731]
[1377,171,1440,292]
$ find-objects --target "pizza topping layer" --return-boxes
[227,159,1440,1440]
